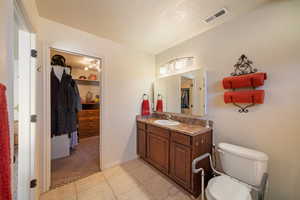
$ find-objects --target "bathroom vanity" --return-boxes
[136,114,213,197]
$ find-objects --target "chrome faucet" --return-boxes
[166,113,172,120]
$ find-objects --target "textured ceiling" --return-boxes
[36,0,271,54]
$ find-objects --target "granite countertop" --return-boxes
[136,117,212,136]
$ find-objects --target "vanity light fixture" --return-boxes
[160,57,194,76]
[160,66,168,75]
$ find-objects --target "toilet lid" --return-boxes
[207,175,252,200]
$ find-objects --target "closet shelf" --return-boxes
[74,79,99,86]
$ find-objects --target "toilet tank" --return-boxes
[218,143,268,186]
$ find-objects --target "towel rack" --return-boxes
[231,95,256,113]
[224,55,267,113]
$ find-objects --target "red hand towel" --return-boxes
[156,99,163,112]
[0,84,12,200]
[223,73,267,89]
[224,90,265,104]
[141,99,150,116]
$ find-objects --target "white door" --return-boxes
[18,30,37,200]
[29,33,38,200]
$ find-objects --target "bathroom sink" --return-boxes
[154,120,180,126]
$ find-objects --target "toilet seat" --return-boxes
[206,175,252,200]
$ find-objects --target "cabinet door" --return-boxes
[137,129,146,158]
[170,142,191,189]
[147,133,169,173]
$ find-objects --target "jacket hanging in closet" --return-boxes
[51,68,80,136]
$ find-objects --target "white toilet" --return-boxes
[205,143,269,200]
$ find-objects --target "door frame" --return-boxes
[13,0,37,200]
[41,45,105,192]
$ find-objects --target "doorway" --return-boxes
[48,49,102,188]
[181,76,194,115]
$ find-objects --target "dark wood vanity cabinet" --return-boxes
[137,122,147,158]
[136,121,212,197]
[170,141,191,189]
[147,132,170,174]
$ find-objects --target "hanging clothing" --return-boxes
[181,89,190,108]
[71,79,82,112]
[51,68,60,136]
[0,84,12,200]
[51,68,80,136]
[52,65,70,81]
[70,131,78,149]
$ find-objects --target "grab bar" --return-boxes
[192,153,223,200]
[192,154,208,200]
[192,152,269,200]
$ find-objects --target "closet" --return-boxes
[50,49,101,188]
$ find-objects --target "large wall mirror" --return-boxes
[154,69,207,116]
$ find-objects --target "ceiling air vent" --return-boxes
[204,8,227,23]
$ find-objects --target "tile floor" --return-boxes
[41,158,197,200]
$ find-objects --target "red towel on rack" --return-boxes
[0,84,12,200]
[224,90,265,104]
[156,99,163,112]
[223,73,267,89]
[141,99,150,116]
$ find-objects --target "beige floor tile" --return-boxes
[77,180,116,200]
[164,190,193,200]
[42,159,197,200]
[103,165,128,179]
[40,183,76,200]
[130,164,158,184]
[106,172,141,196]
[120,159,144,171]
[75,172,106,192]
[117,185,153,200]
[143,175,175,200]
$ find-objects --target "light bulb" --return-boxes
[160,66,167,75]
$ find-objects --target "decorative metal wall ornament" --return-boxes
[228,54,262,113]
[232,98,256,113]
[231,54,258,76]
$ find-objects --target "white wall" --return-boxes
[156,1,300,200]
[37,17,155,170]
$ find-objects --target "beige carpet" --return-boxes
[51,136,100,189]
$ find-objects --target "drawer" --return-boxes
[79,117,99,122]
[78,109,100,118]
[137,122,146,131]
[171,131,191,146]
[79,126,99,132]
[80,120,99,126]
[79,130,99,138]
[148,125,169,139]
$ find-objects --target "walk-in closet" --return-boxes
[50,49,101,188]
